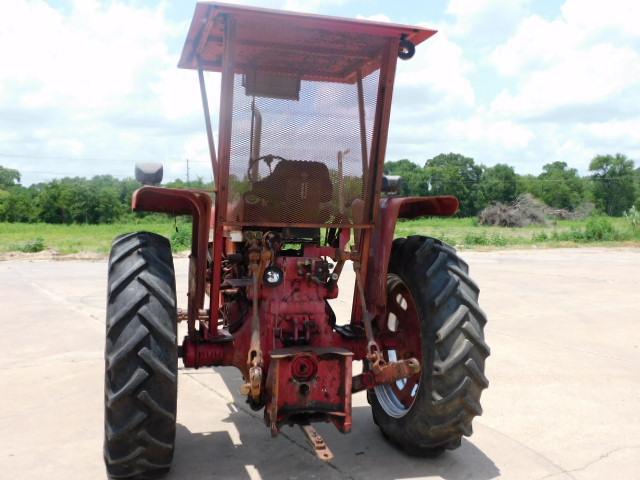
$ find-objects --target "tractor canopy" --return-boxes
[180,2,436,228]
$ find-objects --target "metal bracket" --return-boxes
[299,424,334,461]
[352,357,421,393]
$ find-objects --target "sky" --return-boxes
[0,0,638,185]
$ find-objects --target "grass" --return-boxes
[395,216,640,248]
[1,216,639,256]
[0,222,176,255]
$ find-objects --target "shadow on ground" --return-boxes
[166,367,500,480]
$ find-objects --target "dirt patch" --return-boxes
[0,249,106,262]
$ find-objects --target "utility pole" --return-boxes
[337,148,349,214]
[186,158,190,186]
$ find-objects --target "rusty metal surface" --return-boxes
[131,186,212,334]
[223,221,374,229]
[265,346,353,435]
[179,3,436,80]
[177,308,210,323]
[208,13,237,339]
[352,357,421,394]
[374,274,424,410]
[366,195,459,311]
[300,424,334,461]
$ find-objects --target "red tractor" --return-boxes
[104,3,489,478]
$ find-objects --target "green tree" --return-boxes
[423,153,483,216]
[35,180,67,223]
[0,165,20,188]
[383,159,428,195]
[31,176,125,224]
[480,163,517,206]
[165,177,211,190]
[0,187,37,222]
[516,174,543,199]
[86,175,126,223]
[537,161,585,210]
[589,154,636,216]
[634,167,640,209]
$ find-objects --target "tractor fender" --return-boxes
[366,196,459,310]
[132,186,212,321]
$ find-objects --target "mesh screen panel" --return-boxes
[226,68,380,226]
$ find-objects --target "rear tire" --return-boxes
[104,232,178,479]
[368,236,490,455]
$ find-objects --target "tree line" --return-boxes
[1,152,638,223]
[0,167,210,224]
[384,153,640,217]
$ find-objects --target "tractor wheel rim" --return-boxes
[374,274,422,418]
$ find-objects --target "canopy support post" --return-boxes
[198,65,218,186]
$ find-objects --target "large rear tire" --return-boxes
[368,236,490,455]
[104,232,178,479]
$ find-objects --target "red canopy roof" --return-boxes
[179,2,436,83]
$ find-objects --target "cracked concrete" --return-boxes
[1,247,639,479]
[539,446,640,480]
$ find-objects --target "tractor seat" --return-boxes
[244,160,334,223]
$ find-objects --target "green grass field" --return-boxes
[1,216,639,256]
[0,222,176,255]
[395,216,640,247]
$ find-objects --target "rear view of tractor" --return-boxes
[103,3,489,478]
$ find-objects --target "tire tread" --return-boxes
[369,236,489,456]
[104,232,177,479]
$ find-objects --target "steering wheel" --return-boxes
[247,154,287,180]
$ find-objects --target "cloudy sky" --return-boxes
[1,0,639,185]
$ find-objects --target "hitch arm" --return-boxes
[300,424,334,461]
[352,357,421,393]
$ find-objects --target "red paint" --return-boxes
[367,196,459,310]
[132,186,212,336]
[182,337,234,368]
[266,347,353,434]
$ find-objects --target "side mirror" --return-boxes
[135,162,163,185]
[382,175,404,194]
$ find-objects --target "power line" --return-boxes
[1,151,635,184]
[389,176,638,185]
[0,151,212,165]
[0,151,141,163]
[10,170,639,184]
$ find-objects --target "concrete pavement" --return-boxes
[1,248,639,479]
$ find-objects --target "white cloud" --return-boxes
[491,43,640,120]
[381,0,640,173]
[395,28,475,109]
[456,0,640,173]
[361,6,539,168]
[490,1,640,121]
[1,0,638,186]
[355,12,475,109]
[560,0,640,38]
[0,0,207,183]
[446,0,531,43]
[282,0,346,14]
[356,13,391,23]
[355,13,479,164]
[445,117,533,150]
